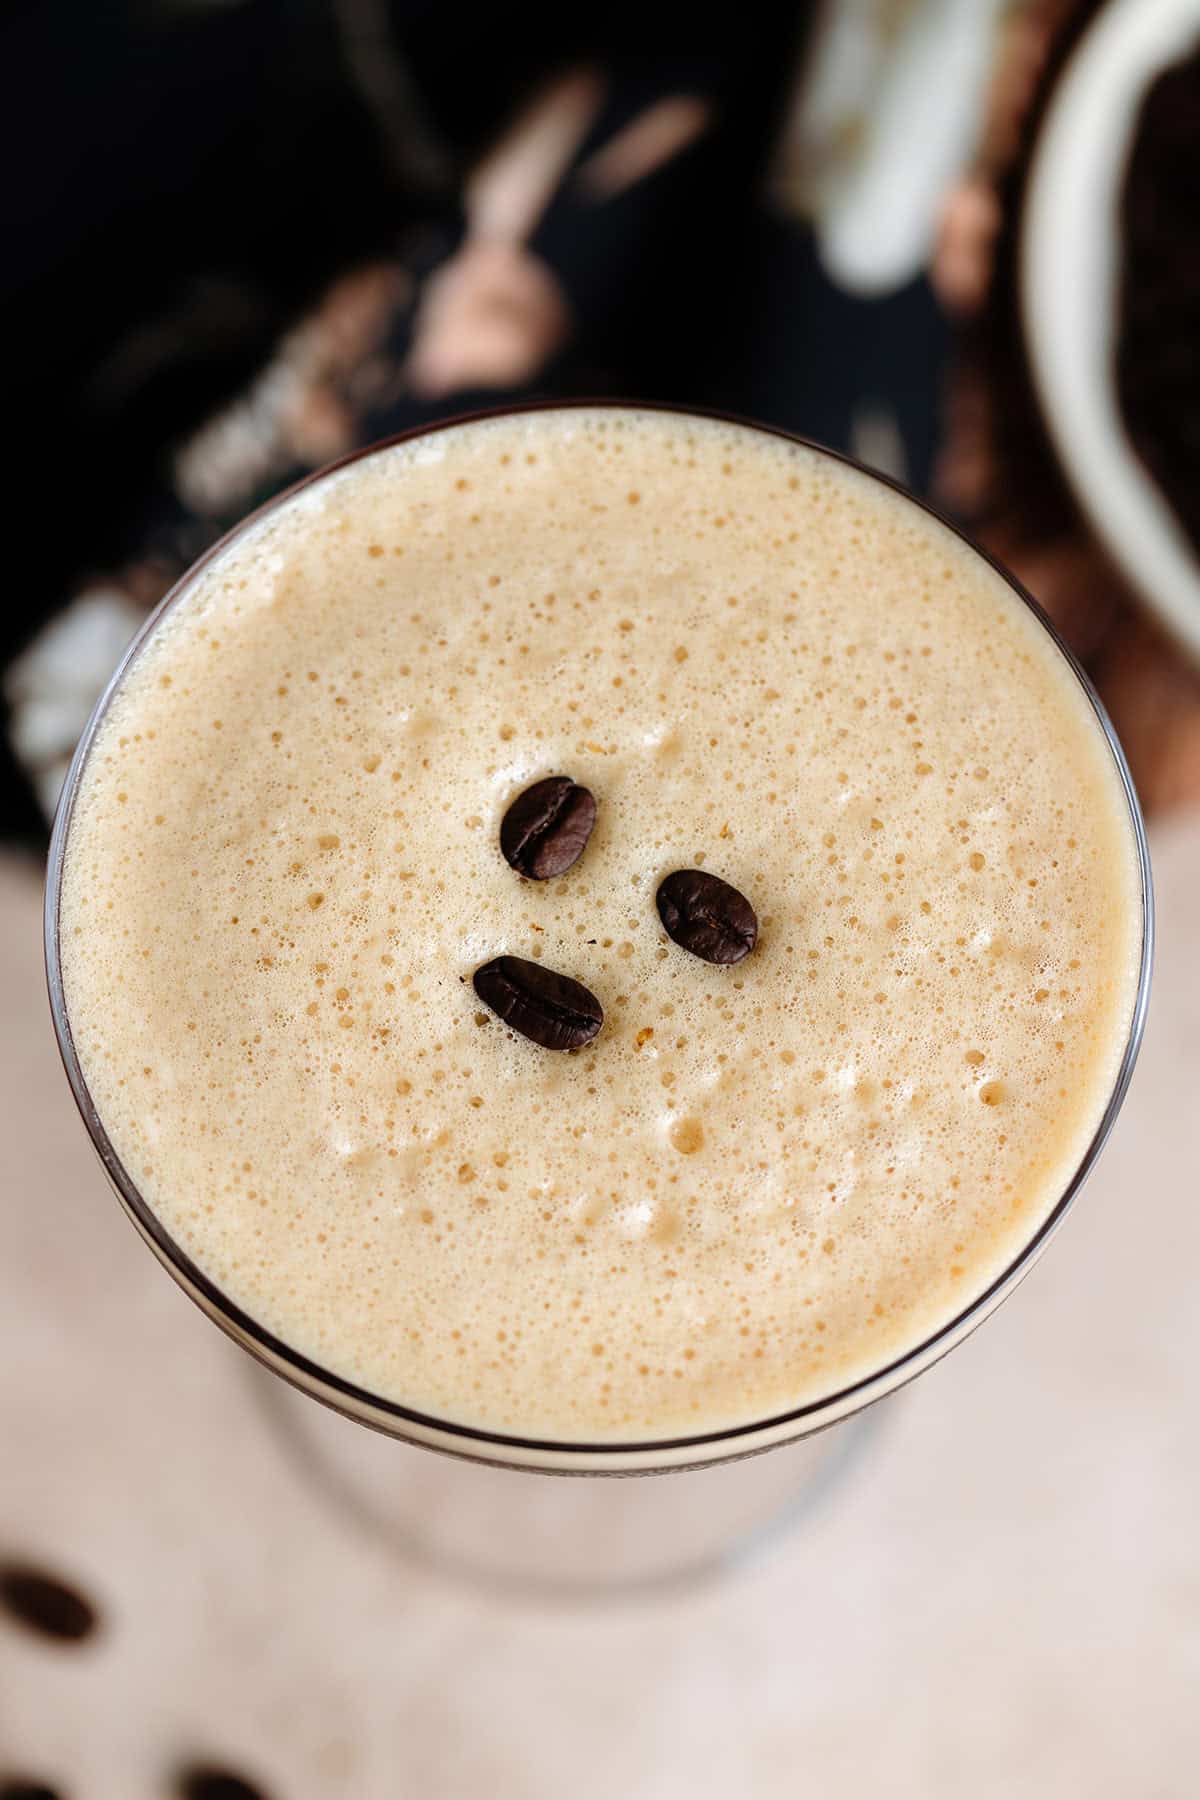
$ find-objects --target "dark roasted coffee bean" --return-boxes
[0,1564,99,1644]
[473,956,603,1050]
[177,1767,270,1800]
[656,869,758,965]
[499,776,597,879]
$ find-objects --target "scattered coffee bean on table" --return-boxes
[0,1563,99,1644]
[656,869,758,965]
[499,776,597,879]
[176,1768,270,1800]
[473,956,603,1050]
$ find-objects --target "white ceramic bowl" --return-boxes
[1021,0,1200,661]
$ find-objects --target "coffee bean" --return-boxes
[176,1768,270,1800]
[656,870,758,965]
[473,956,603,1050]
[0,1564,99,1644]
[499,776,597,879]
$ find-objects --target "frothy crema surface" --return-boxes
[59,410,1143,1442]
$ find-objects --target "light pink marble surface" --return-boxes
[2,821,1198,1798]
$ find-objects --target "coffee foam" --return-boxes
[60,410,1143,1440]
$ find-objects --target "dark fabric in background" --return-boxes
[1,0,947,841]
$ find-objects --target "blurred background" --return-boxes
[3,1,1200,1794]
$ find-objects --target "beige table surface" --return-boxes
[2,820,1199,1799]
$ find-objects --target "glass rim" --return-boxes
[44,399,1155,1467]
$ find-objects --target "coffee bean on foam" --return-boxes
[499,775,597,880]
[473,955,603,1051]
[656,868,758,965]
